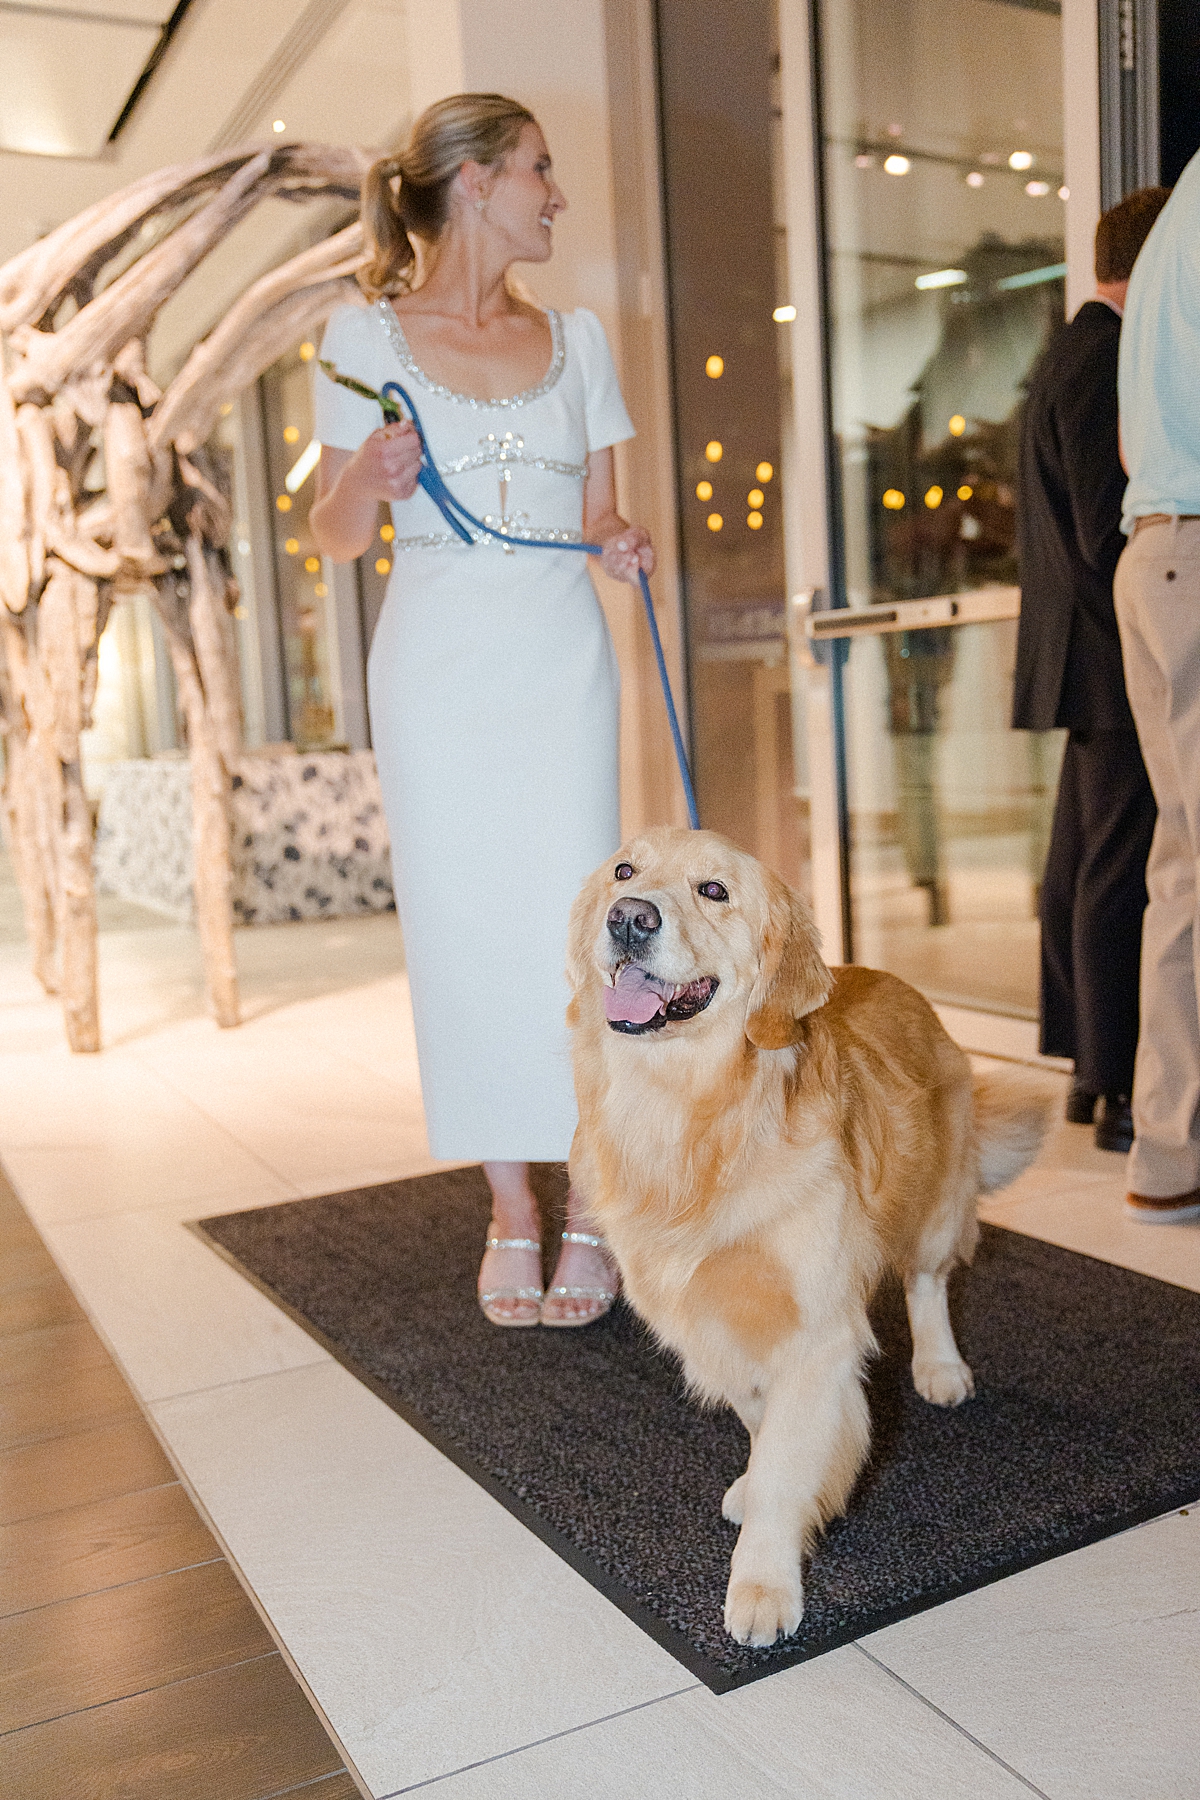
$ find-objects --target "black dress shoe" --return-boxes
[1094,1094,1134,1154]
[1065,1081,1098,1125]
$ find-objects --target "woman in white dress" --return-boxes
[310,94,653,1328]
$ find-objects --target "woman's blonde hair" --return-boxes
[359,93,536,301]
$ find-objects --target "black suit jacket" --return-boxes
[1013,300,1134,731]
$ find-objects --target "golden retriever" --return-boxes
[566,826,1051,1648]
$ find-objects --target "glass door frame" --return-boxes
[775,0,1102,979]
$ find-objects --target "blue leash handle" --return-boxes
[318,359,699,830]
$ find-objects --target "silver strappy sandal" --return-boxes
[541,1229,619,1329]
[478,1224,543,1328]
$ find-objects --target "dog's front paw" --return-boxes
[913,1357,975,1406]
[721,1474,747,1524]
[723,1573,804,1646]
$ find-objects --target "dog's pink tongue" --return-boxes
[605,964,671,1024]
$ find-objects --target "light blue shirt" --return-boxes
[1119,148,1200,532]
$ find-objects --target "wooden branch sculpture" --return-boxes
[0,145,368,1050]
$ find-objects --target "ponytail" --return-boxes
[357,93,536,302]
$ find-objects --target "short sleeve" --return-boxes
[571,307,635,452]
[313,303,386,452]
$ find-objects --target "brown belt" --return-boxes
[1132,512,1200,535]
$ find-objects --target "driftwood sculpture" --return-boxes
[0,146,369,1049]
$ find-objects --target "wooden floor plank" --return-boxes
[0,1415,175,1526]
[288,1774,362,1798]
[0,1357,140,1451]
[0,1241,59,1294]
[0,1191,40,1256]
[0,1652,347,1800]
[0,1481,218,1618]
[0,1317,115,1392]
[0,1558,275,1733]
[0,1275,84,1339]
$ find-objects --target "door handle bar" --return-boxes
[803,584,1020,641]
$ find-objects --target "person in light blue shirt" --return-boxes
[1113,149,1200,1222]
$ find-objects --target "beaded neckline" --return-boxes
[376,301,566,409]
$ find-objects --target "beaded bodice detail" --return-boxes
[375,302,588,553]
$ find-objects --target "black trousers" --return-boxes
[1039,729,1157,1092]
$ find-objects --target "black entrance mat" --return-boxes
[194,1166,1200,1691]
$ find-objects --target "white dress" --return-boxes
[314,299,633,1161]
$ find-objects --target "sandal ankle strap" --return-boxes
[561,1229,605,1248]
[485,1233,541,1252]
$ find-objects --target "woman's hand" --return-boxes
[311,423,423,561]
[599,524,655,586]
[351,421,422,502]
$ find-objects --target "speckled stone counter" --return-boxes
[94,751,395,925]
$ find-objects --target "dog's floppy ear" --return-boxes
[745,872,833,1049]
[564,866,607,1025]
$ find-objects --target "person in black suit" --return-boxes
[1014,187,1170,1151]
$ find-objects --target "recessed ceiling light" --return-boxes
[884,154,911,176]
[1025,180,1050,197]
[1009,150,1034,170]
[272,119,286,134]
[915,269,968,290]
[966,171,984,189]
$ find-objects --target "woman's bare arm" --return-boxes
[310,423,423,562]
[583,447,654,585]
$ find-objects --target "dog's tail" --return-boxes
[972,1066,1057,1194]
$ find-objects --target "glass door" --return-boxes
[805,0,1067,1017]
[657,0,1070,1018]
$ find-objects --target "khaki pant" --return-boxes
[1114,516,1200,1195]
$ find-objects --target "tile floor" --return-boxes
[1,863,1198,1799]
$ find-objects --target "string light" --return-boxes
[695,480,713,501]
[314,582,328,597]
[298,342,316,362]
[882,489,905,511]
[376,558,391,573]
[283,425,300,444]
[705,441,723,463]
[957,484,973,501]
[305,556,320,572]
[756,461,773,483]
[747,511,763,530]
[284,538,299,554]
[706,513,723,532]
[380,523,395,541]
[276,494,292,512]
[948,414,966,436]
[705,354,724,378]
[748,489,764,508]
[925,486,944,509]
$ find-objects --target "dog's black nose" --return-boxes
[607,896,662,951]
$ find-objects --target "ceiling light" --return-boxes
[1058,185,1070,200]
[272,119,286,134]
[915,269,968,291]
[996,262,1067,291]
[884,155,910,176]
[1008,150,1034,170]
[284,439,322,493]
[1025,180,1050,197]
[773,304,797,322]
[966,171,984,189]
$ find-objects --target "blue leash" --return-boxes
[320,360,700,830]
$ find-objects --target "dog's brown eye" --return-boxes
[614,862,634,881]
[699,880,728,902]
